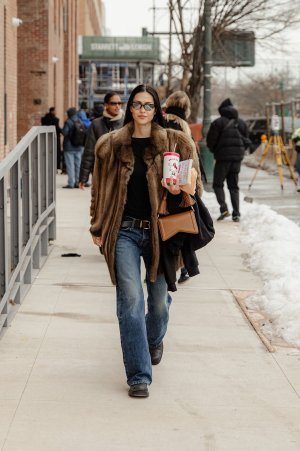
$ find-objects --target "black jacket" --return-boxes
[159,193,200,292]
[79,115,123,183]
[207,98,249,162]
[41,113,62,151]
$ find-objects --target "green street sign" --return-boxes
[79,36,160,62]
[213,31,255,67]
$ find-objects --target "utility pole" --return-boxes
[152,0,156,34]
[201,0,214,185]
[167,0,173,97]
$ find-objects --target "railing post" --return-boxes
[48,130,56,241]
[22,149,31,247]
[10,162,21,272]
[0,177,8,327]
[31,137,39,226]
[0,126,56,334]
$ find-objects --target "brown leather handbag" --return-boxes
[158,209,199,241]
[157,191,199,241]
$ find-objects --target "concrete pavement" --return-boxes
[0,172,300,451]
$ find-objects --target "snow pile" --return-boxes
[240,202,300,346]
[202,190,300,347]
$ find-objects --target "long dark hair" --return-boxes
[123,84,165,127]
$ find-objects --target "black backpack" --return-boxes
[223,119,254,152]
[69,119,87,146]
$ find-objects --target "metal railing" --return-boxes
[0,126,56,333]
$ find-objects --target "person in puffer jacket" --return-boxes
[292,128,300,192]
[207,98,249,222]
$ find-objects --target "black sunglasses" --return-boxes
[108,101,122,106]
[132,101,155,111]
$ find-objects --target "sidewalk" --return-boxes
[1,173,300,451]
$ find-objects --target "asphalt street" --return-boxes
[240,162,300,225]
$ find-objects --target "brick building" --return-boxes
[0,1,18,160]
[0,0,104,159]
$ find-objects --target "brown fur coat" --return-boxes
[90,121,202,285]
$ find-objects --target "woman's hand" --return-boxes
[161,178,181,195]
[180,168,197,195]
[92,235,103,247]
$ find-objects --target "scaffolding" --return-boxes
[78,36,160,109]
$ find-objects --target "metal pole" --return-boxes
[201,0,213,185]
[153,0,156,34]
[167,0,173,97]
[280,101,285,144]
[203,0,212,140]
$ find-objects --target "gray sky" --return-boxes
[103,0,300,88]
[104,0,167,37]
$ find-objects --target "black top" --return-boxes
[123,138,151,220]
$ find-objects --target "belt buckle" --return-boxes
[144,220,150,230]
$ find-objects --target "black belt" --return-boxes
[121,219,151,229]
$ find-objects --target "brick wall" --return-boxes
[17,0,67,139]
[63,0,78,117]
[78,0,104,36]
[0,6,4,159]
[0,1,18,159]
[48,0,65,127]
[0,0,104,157]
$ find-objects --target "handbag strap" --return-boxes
[158,190,195,216]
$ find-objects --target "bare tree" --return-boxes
[170,0,300,121]
[212,70,300,117]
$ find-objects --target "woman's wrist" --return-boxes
[170,187,181,195]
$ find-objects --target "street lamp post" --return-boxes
[201,0,214,185]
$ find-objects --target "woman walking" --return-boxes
[164,90,195,284]
[90,84,202,398]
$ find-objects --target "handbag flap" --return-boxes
[158,210,198,241]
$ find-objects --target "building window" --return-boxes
[63,0,68,32]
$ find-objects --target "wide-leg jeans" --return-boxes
[64,149,83,187]
[115,227,172,386]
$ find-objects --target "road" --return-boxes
[239,162,300,225]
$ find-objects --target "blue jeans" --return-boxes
[64,149,83,187]
[115,226,172,386]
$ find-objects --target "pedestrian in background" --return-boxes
[207,98,249,222]
[90,84,201,398]
[292,128,300,192]
[79,91,124,189]
[164,90,193,284]
[61,107,85,189]
[77,101,92,129]
[41,107,62,171]
[91,104,104,120]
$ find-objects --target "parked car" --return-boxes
[245,117,267,149]
[246,116,300,149]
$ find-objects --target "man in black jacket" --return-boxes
[207,98,249,222]
[41,107,62,170]
[79,92,124,188]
